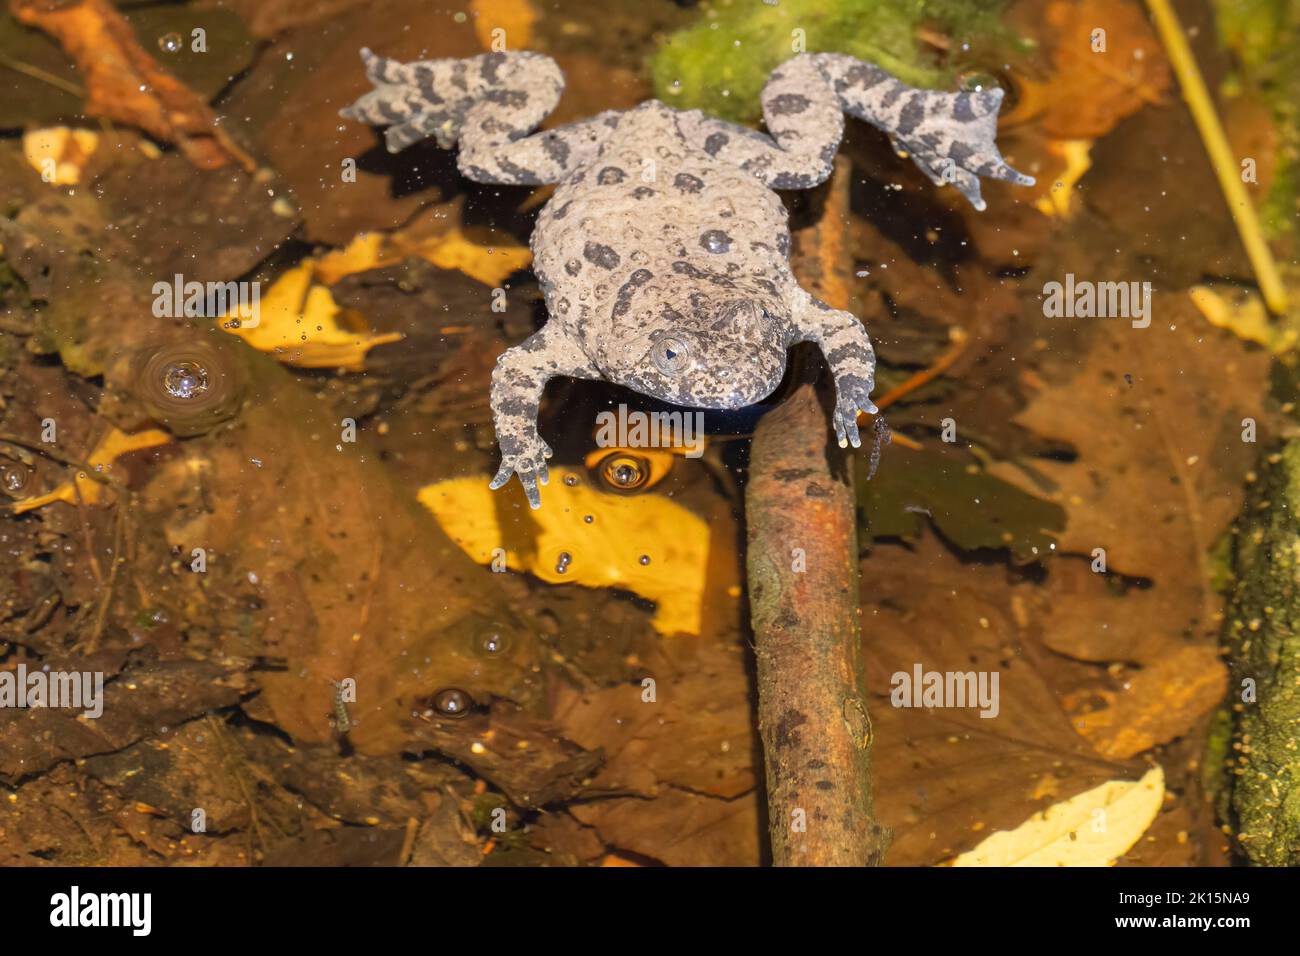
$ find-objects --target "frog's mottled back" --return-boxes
[341,47,1033,507]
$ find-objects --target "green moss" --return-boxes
[1213,0,1300,240]
[651,0,1012,124]
[1220,438,1300,865]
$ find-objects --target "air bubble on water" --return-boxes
[432,687,471,718]
[158,33,182,54]
[555,551,572,574]
[563,474,579,487]
[1,464,29,493]
[162,361,208,400]
[477,629,509,657]
[583,515,594,524]
[638,555,651,566]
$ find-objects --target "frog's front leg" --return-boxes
[490,324,601,508]
[340,49,617,184]
[788,291,878,449]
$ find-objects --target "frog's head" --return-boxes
[625,295,788,409]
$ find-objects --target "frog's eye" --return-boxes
[651,335,692,375]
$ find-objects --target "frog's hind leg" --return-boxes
[677,54,1032,209]
[340,49,617,184]
[810,52,1033,210]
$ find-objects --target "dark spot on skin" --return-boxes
[843,63,887,91]
[948,141,974,165]
[896,93,927,136]
[632,187,656,200]
[775,709,807,749]
[480,52,507,84]
[774,467,816,482]
[815,780,835,791]
[826,343,871,366]
[673,173,704,194]
[597,166,626,185]
[551,200,574,220]
[881,83,905,109]
[776,234,790,256]
[771,172,814,190]
[556,298,570,314]
[806,483,832,498]
[484,88,528,109]
[497,156,541,184]
[767,92,811,115]
[612,269,654,319]
[700,230,732,254]
[703,132,729,156]
[953,92,976,122]
[583,242,620,269]
[565,259,582,276]
[542,134,570,168]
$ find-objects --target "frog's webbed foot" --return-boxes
[340,49,617,184]
[488,428,552,510]
[489,324,600,509]
[811,53,1034,211]
[789,293,879,451]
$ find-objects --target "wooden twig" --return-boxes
[746,157,887,866]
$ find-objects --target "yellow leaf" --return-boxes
[407,228,533,287]
[1033,139,1092,219]
[12,426,171,514]
[1190,283,1300,354]
[417,468,715,636]
[313,228,532,288]
[219,262,401,370]
[470,0,537,51]
[22,127,99,185]
[950,766,1165,866]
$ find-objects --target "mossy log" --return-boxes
[1222,439,1300,865]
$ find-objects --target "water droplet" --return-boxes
[639,555,651,566]
[583,514,594,524]
[432,687,472,718]
[162,360,208,400]
[563,473,579,487]
[158,32,182,54]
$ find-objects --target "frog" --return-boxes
[341,49,1033,507]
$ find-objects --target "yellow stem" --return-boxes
[1144,0,1287,315]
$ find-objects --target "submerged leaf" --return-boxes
[219,261,401,370]
[951,766,1165,866]
[858,444,1064,563]
[12,426,170,514]
[418,468,733,636]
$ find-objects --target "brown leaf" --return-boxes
[860,534,1132,865]
[9,0,252,170]
[570,789,761,867]
[1063,645,1228,760]
[992,309,1272,644]
[551,639,757,799]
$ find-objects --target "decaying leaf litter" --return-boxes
[0,0,1294,867]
